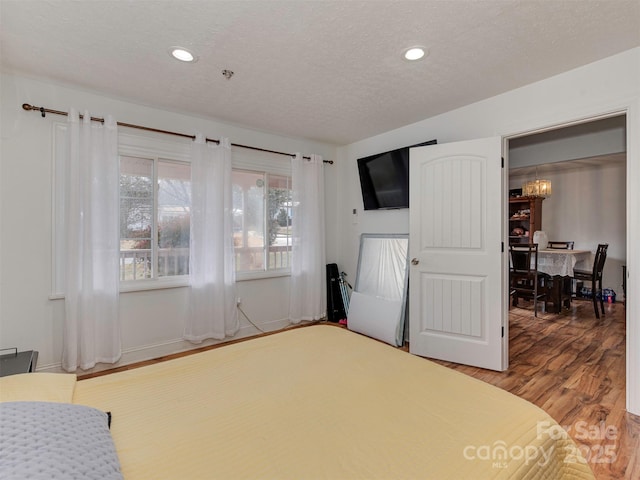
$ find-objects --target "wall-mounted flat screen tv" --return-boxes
[357,139,437,210]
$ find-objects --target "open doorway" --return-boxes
[507,114,627,302]
[505,115,627,410]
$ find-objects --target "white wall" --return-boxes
[335,47,640,414]
[0,73,338,372]
[509,115,626,168]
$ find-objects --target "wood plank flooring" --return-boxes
[77,321,318,380]
[433,300,639,480]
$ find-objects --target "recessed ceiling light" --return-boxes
[403,46,427,61]
[170,47,197,63]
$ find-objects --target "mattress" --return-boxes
[2,326,595,479]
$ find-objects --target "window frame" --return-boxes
[117,134,194,292]
[119,154,192,290]
[231,149,293,281]
[232,168,293,280]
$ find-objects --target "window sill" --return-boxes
[236,270,291,282]
[120,277,190,293]
[49,272,291,299]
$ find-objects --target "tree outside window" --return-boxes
[119,156,190,281]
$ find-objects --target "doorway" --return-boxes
[505,114,627,400]
[507,115,627,306]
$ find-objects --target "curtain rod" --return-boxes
[22,103,333,164]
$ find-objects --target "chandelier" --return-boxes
[522,166,552,197]
[522,178,552,197]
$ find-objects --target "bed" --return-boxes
[1,325,594,479]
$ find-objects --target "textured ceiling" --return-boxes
[1,0,639,145]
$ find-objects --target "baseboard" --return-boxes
[38,318,292,374]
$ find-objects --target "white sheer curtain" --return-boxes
[63,109,121,372]
[289,153,326,323]
[185,134,239,342]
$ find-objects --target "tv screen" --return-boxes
[357,140,436,210]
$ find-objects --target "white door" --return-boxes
[409,137,505,371]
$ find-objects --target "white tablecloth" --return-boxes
[536,249,591,277]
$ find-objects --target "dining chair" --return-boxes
[547,241,575,249]
[545,240,575,310]
[573,244,608,319]
[509,243,547,317]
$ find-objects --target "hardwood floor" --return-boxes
[433,299,639,480]
[77,322,318,380]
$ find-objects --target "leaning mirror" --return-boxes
[347,233,410,346]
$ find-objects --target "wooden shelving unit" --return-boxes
[509,196,543,244]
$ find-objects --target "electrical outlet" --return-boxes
[236,297,241,306]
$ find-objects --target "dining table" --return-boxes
[536,249,591,313]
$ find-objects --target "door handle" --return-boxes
[411,258,419,265]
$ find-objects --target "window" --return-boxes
[232,169,292,276]
[119,156,191,282]
[52,127,288,296]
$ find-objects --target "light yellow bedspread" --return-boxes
[73,326,594,479]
